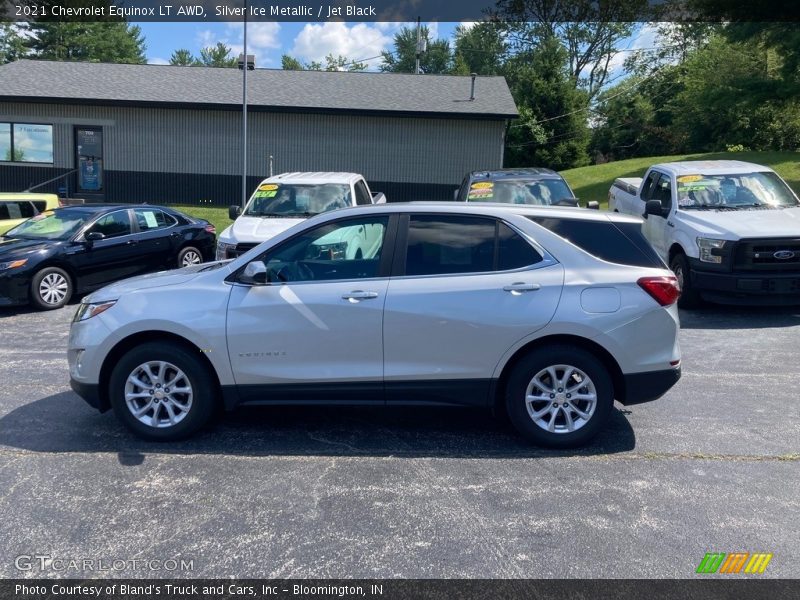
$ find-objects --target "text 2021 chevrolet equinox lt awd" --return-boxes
[68,203,681,448]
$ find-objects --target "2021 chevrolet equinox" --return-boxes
[68,203,682,448]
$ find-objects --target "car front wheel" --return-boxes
[109,341,217,441]
[30,267,73,310]
[505,345,613,448]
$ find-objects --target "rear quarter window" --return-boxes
[528,217,665,268]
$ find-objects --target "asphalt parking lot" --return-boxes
[0,302,798,579]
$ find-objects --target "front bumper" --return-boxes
[0,269,31,306]
[69,378,108,412]
[621,366,681,405]
[689,260,800,305]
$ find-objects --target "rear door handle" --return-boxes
[503,282,541,294]
[342,290,379,302]
[126,239,139,245]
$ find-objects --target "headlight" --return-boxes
[697,238,727,264]
[0,259,27,271]
[73,300,117,322]
[216,241,236,261]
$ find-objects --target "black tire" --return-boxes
[177,246,204,268]
[505,345,614,449]
[670,252,702,309]
[30,266,73,310]
[109,341,218,441]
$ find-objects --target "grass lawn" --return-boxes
[561,151,800,209]
[175,204,233,235]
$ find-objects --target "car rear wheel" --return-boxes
[505,345,613,448]
[178,246,203,268]
[109,342,217,441]
[30,267,73,310]
[670,253,701,308]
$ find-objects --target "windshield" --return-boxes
[3,208,91,240]
[243,183,351,217]
[676,172,799,210]
[466,179,574,205]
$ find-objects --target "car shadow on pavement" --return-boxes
[0,392,636,463]
[679,305,800,330]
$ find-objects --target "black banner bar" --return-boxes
[3,0,800,23]
[3,580,800,600]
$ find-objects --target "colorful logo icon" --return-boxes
[696,552,773,574]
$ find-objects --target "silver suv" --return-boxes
[68,203,682,448]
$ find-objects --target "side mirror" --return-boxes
[586,201,600,210]
[228,205,241,220]
[85,231,105,245]
[241,261,267,285]
[644,199,664,219]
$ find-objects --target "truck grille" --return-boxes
[733,238,800,271]
[227,243,258,259]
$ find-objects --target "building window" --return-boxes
[0,122,54,163]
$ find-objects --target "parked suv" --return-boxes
[69,203,681,448]
[454,168,598,209]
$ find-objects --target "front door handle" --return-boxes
[503,282,541,294]
[126,239,139,245]
[342,290,379,302]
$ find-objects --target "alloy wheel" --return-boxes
[39,272,69,305]
[124,361,194,428]
[181,250,202,266]
[524,364,598,434]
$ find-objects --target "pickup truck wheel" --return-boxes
[505,345,613,448]
[109,342,217,441]
[670,253,702,308]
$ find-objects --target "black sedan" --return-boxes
[0,204,216,310]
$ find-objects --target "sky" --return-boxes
[138,21,458,69]
[137,21,657,78]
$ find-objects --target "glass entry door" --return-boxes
[75,127,104,198]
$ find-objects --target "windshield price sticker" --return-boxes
[471,182,494,189]
[259,184,279,191]
[255,190,278,198]
[677,175,704,183]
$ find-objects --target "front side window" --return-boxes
[404,215,542,276]
[652,174,672,210]
[88,211,132,238]
[134,208,176,231]
[640,171,661,201]
[257,216,389,283]
[354,181,372,206]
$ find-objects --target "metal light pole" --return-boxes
[241,2,248,209]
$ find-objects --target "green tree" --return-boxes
[451,22,507,76]
[198,42,237,67]
[4,147,25,162]
[495,0,643,99]
[380,26,452,74]
[0,24,27,64]
[281,53,367,72]
[504,37,591,169]
[169,49,198,66]
[25,22,146,63]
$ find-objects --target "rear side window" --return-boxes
[0,201,36,220]
[529,217,664,268]
[404,215,543,276]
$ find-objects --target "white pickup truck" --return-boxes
[608,160,800,307]
[217,172,386,260]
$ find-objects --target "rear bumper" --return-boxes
[689,260,800,305]
[620,366,681,406]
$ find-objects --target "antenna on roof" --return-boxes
[470,73,477,101]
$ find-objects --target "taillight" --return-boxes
[637,276,681,306]
[205,224,216,234]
